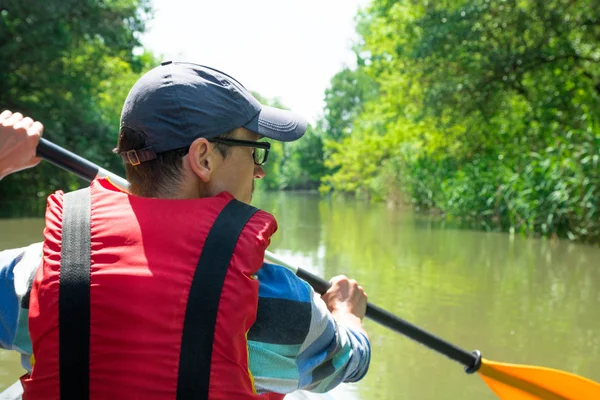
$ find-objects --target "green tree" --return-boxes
[322,65,378,141]
[0,0,156,216]
[280,125,326,190]
[323,0,600,243]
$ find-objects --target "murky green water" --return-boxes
[1,192,599,399]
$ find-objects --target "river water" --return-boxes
[1,191,599,399]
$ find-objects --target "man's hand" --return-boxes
[0,110,43,180]
[321,275,368,335]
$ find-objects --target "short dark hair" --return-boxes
[113,127,235,197]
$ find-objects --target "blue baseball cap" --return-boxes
[119,61,307,164]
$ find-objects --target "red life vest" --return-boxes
[22,178,285,400]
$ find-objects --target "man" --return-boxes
[0,62,370,399]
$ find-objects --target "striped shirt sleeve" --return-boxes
[0,242,42,372]
[248,262,371,394]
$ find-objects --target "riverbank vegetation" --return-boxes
[1,0,599,243]
[304,0,600,244]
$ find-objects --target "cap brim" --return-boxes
[243,105,307,142]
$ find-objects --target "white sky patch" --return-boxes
[141,0,370,124]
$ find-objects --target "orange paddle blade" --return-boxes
[478,358,600,400]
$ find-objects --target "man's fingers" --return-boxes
[0,110,12,123]
[329,275,348,284]
[30,121,44,136]
[28,121,43,154]
[14,117,34,130]
[2,112,23,126]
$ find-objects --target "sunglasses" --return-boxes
[208,138,271,166]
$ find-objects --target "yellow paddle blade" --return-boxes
[478,358,600,400]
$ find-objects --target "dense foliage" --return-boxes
[0,0,156,216]
[319,0,600,243]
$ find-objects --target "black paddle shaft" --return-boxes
[37,138,100,182]
[296,268,482,371]
[35,138,483,373]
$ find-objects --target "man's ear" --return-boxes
[187,137,218,183]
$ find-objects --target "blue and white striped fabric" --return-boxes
[249,263,370,393]
[0,246,370,395]
[0,243,41,373]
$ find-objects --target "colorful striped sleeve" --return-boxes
[248,262,371,394]
[0,242,42,372]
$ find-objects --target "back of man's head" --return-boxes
[113,61,307,197]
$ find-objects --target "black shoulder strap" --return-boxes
[59,188,92,400]
[177,199,259,400]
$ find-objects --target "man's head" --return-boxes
[114,61,307,203]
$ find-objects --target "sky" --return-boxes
[141,0,370,123]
